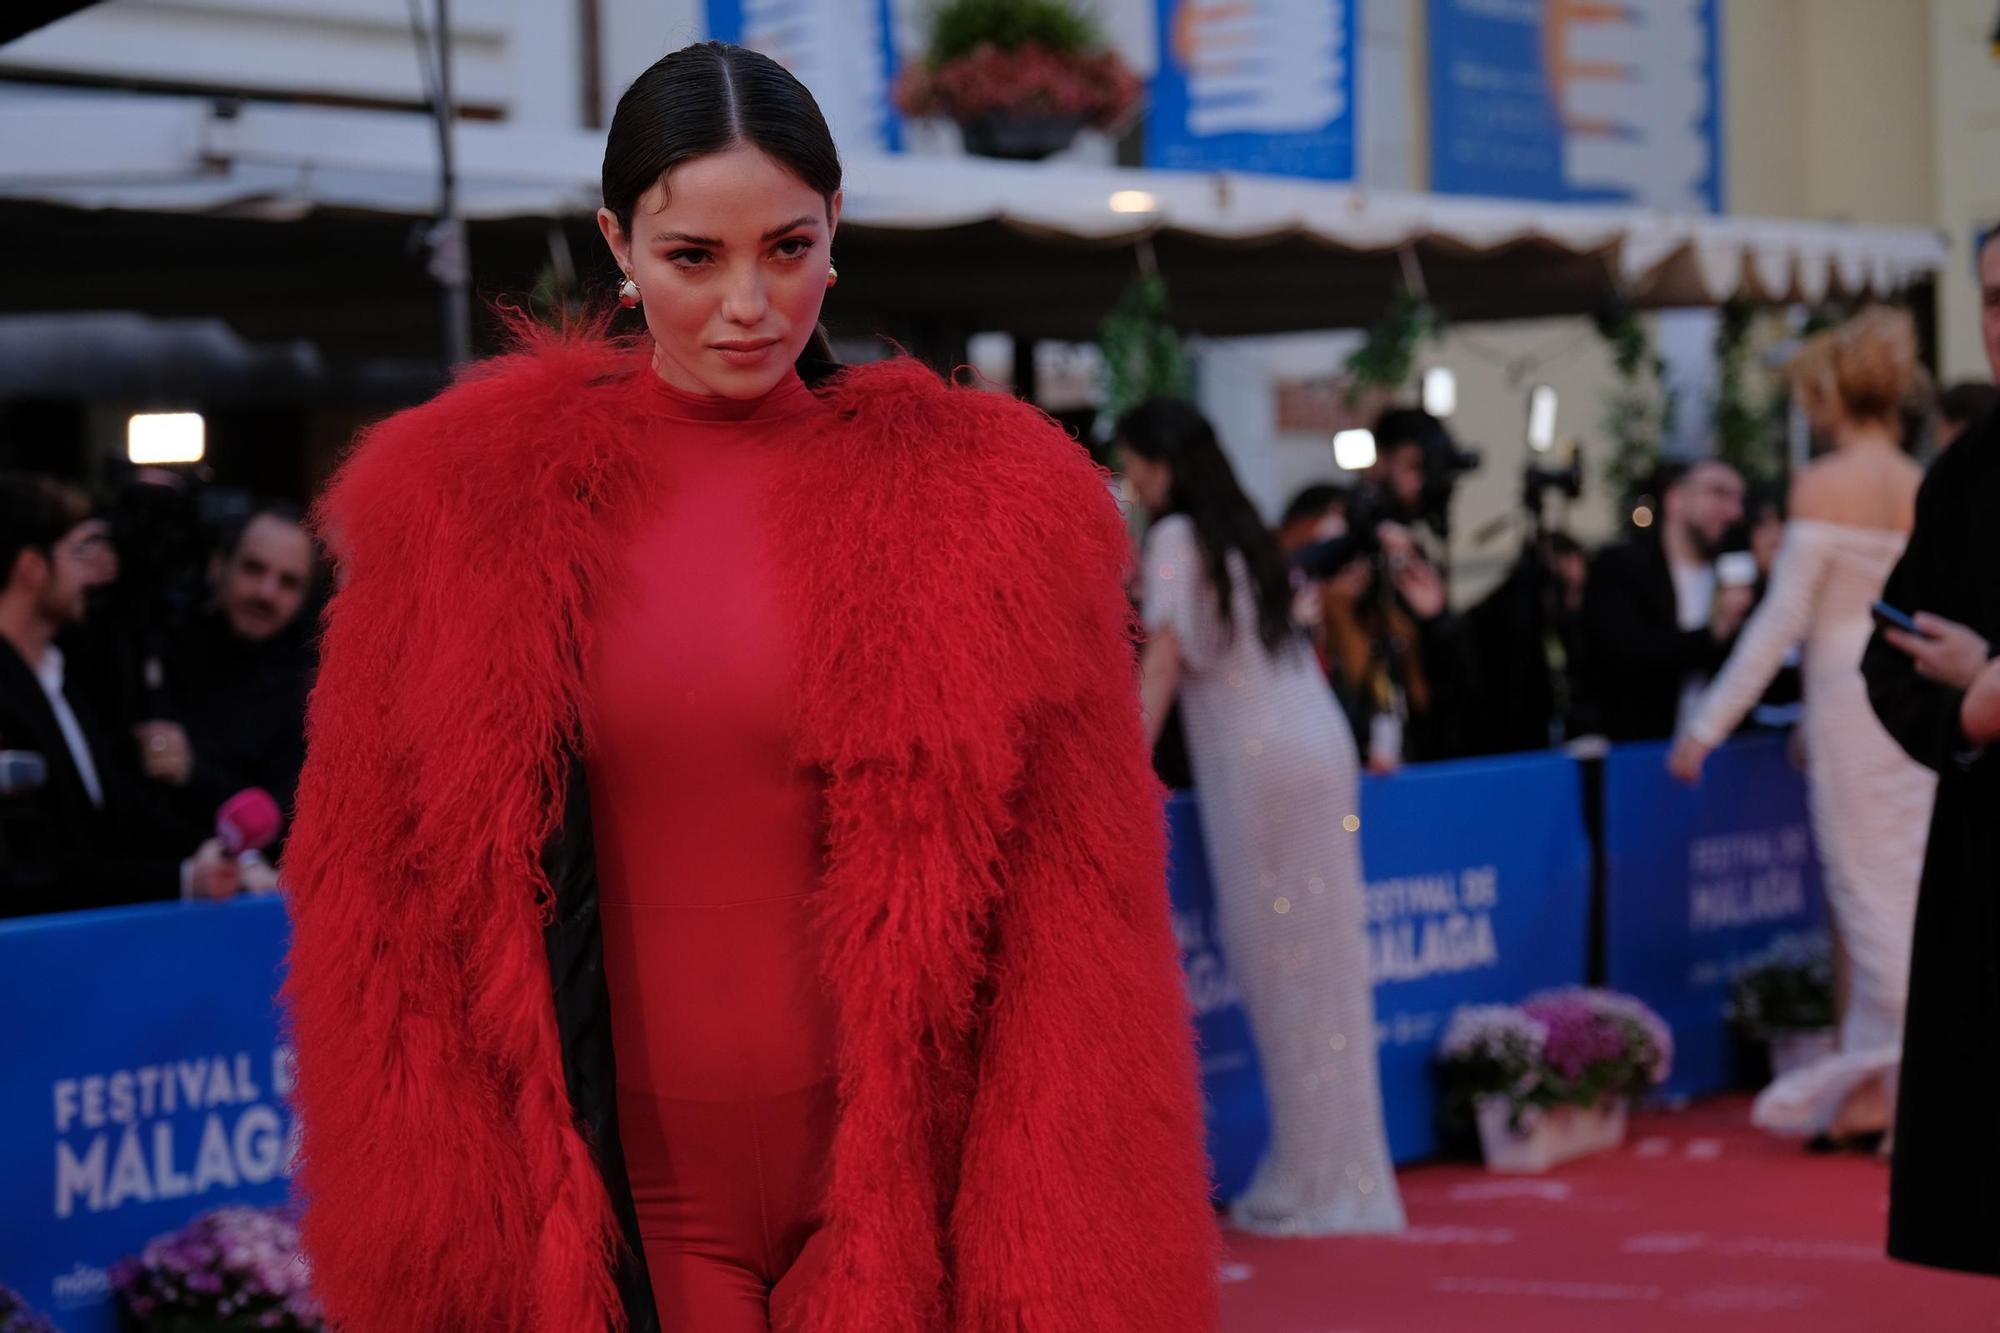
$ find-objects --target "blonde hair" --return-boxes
[1827,306,1918,423]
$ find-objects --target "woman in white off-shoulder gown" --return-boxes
[1118,398,1404,1236]
[1669,309,1935,1142]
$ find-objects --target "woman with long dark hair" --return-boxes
[282,43,1216,1333]
[1118,398,1404,1236]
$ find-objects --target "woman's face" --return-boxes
[597,143,840,399]
[1116,447,1173,516]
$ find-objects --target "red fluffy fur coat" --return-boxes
[280,331,1219,1332]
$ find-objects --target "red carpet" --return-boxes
[1219,1098,2000,1331]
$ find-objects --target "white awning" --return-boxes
[0,93,1949,328]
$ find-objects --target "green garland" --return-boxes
[924,0,1100,60]
[1345,287,1442,404]
[1711,298,1779,486]
[1098,273,1192,424]
[1592,300,1677,512]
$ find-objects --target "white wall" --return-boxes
[1929,0,2000,382]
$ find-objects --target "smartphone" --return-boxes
[1871,601,1928,637]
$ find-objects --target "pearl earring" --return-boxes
[618,277,641,308]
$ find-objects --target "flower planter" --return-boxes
[1767,1027,1839,1078]
[1474,1096,1629,1174]
[956,113,1083,161]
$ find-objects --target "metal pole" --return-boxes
[428,0,472,366]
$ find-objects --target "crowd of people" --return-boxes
[0,470,319,917]
[1121,231,2000,1275]
[0,40,1995,1332]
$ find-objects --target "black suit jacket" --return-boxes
[1861,410,2000,1276]
[0,636,203,917]
[1580,531,1733,742]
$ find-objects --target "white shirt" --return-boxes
[1669,560,1717,734]
[31,644,104,808]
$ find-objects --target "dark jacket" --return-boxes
[1863,408,2000,1277]
[154,612,316,841]
[1465,551,1585,753]
[1580,531,1732,742]
[0,637,204,917]
[1327,606,1480,765]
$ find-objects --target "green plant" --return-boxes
[1593,300,1678,511]
[1344,287,1442,404]
[1098,273,1192,424]
[924,0,1100,61]
[1728,933,1836,1040]
[1712,299,1780,486]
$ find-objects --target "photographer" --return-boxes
[132,504,318,846]
[1294,411,1481,771]
[0,472,239,917]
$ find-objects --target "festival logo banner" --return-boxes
[1428,0,1722,211]
[1,900,295,1333]
[1603,735,1829,1097]
[1360,752,1593,1161]
[706,0,905,155]
[1146,0,1359,179]
[1168,751,1592,1177]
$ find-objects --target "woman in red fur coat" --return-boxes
[280,41,1216,1333]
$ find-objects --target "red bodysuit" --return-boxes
[587,370,838,1332]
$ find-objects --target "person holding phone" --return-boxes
[1858,225,2000,1278]
[1669,309,1935,1148]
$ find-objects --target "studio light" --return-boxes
[128,413,205,465]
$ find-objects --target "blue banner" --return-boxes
[1145,0,1359,179]
[1427,0,1722,212]
[1361,752,1592,1161]
[0,899,293,1333]
[706,0,904,154]
[1165,796,1269,1198]
[1169,751,1592,1184]
[1603,735,1828,1098]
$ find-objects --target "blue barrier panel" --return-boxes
[1169,751,1593,1179]
[0,898,292,1332]
[1603,735,1828,1099]
[1361,753,1593,1161]
[1165,795,1269,1198]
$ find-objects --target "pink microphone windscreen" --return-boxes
[217,788,284,856]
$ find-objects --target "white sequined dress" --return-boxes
[1143,514,1405,1235]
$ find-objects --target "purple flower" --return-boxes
[113,1203,325,1330]
[1,1281,63,1333]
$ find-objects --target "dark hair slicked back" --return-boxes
[602,42,843,385]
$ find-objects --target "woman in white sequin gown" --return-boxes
[1670,310,1936,1142]
[1119,400,1404,1236]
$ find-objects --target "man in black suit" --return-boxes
[131,504,318,845]
[1862,225,2000,1277]
[0,472,238,917]
[1580,458,1750,741]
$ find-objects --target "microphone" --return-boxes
[0,750,48,797]
[216,788,284,857]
